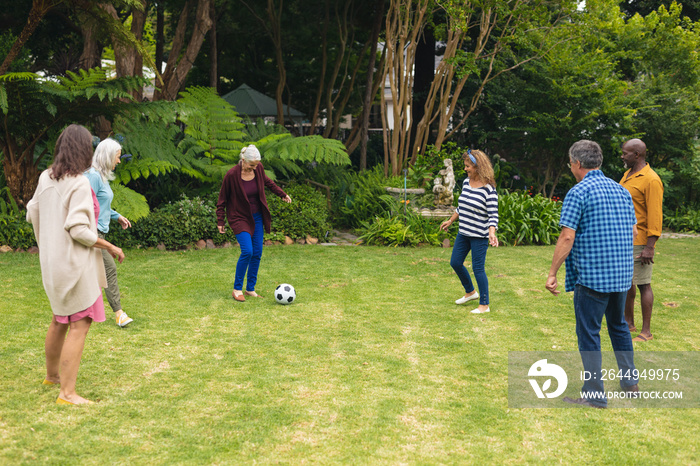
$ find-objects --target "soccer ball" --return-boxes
[275,283,296,305]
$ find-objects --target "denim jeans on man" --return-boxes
[450,234,489,306]
[575,285,638,407]
[234,212,264,292]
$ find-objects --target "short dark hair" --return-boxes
[49,124,94,180]
[568,140,603,169]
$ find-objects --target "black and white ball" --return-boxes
[275,284,296,305]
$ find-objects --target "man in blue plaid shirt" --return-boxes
[546,140,639,408]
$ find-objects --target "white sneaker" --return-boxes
[455,292,479,305]
[470,307,490,314]
[116,311,134,327]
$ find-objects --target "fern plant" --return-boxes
[177,86,246,165]
[241,117,351,179]
[0,68,145,205]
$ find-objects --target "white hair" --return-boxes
[92,138,122,181]
[240,144,261,162]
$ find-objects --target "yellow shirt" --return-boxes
[620,163,664,246]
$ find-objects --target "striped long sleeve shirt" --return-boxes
[456,178,499,237]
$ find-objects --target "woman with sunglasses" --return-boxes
[440,149,499,314]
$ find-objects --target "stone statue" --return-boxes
[433,159,456,207]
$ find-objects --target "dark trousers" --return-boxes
[574,285,638,407]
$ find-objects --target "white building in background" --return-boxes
[101,59,166,100]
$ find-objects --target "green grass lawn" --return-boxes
[1,239,699,464]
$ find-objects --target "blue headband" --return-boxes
[467,149,476,165]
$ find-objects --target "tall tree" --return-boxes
[208,0,218,91]
[380,0,431,176]
[0,0,65,76]
[620,0,700,21]
[154,0,213,100]
[0,70,145,205]
[239,0,286,123]
[358,1,385,171]
[410,0,571,164]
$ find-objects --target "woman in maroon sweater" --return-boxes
[216,145,291,301]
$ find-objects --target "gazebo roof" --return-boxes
[221,84,305,119]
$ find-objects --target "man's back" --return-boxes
[560,170,636,293]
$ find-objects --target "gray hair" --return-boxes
[240,144,261,162]
[92,138,122,181]
[568,140,603,169]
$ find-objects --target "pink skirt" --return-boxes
[55,294,106,324]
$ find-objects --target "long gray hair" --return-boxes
[92,138,122,181]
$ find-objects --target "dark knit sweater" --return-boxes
[216,163,287,235]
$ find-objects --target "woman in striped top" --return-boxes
[440,149,499,314]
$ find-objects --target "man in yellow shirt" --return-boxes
[620,139,664,342]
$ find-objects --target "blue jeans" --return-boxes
[574,285,638,407]
[234,213,264,292]
[450,234,490,305]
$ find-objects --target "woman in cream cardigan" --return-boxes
[27,124,125,405]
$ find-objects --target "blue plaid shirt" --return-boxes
[560,170,636,293]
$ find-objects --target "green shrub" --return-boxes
[105,195,237,250]
[335,166,393,228]
[665,206,700,233]
[268,183,332,239]
[359,216,420,247]
[0,188,36,249]
[357,196,450,247]
[497,191,562,246]
[105,186,332,249]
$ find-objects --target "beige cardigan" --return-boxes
[27,171,107,316]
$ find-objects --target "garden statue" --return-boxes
[433,159,455,207]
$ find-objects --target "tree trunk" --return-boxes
[413,1,560,158]
[239,0,286,122]
[209,0,218,91]
[328,32,367,140]
[322,1,350,138]
[345,45,386,158]
[155,2,165,74]
[268,0,286,124]
[154,0,213,100]
[0,133,42,207]
[104,4,135,78]
[79,12,102,70]
[131,0,147,100]
[359,3,384,170]
[309,0,330,135]
[381,0,430,175]
[0,0,61,76]
[409,22,434,160]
